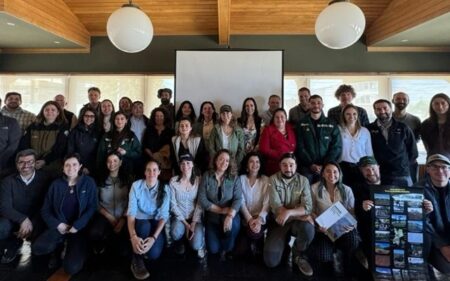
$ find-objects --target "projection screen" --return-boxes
[175,50,283,118]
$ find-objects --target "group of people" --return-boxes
[0,85,449,280]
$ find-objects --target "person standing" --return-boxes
[367,99,417,186]
[288,87,310,128]
[421,93,450,159]
[392,91,421,182]
[296,95,342,184]
[327,84,370,127]
[157,88,175,128]
[0,97,21,178]
[260,95,281,127]
[54,94,77,129]
[80,87,102,116]
[1,92,36,133]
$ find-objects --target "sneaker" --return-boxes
[130,256,150,280]
[295,256,313,277]
[1,248,18,264]
[197,247,206,259]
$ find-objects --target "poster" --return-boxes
[371,186,427,281]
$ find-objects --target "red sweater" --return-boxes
[259,122,296,176]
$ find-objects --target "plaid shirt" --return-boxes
[1,106,36,133]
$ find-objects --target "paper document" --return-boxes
[315,201,357,241]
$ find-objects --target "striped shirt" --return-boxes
[169,176,202,222]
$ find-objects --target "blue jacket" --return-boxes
[41,175,98,231]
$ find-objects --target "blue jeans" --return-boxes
[170,218,204,251]
[205,215,240,254]
[134,219,165,260]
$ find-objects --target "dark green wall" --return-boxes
[1,35,449,73]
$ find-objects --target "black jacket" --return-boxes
[367,119,417,179]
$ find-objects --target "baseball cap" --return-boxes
[220,104,232,113]
[426,154,450,166]
[358,156,378,167]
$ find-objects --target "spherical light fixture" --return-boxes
[107,1,153,53]
[315,0,366,49]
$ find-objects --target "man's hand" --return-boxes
[57,223,70,235]
[17,218,33,239]
[276,207,291,226]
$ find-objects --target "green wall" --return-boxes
[1,35,449,73]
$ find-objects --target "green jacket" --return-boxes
[295,114,342,167]
[208,124,245,167]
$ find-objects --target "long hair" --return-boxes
[99,99,116,130]
[149,107,171,128]
[35,101,67,126]
[99,151,131,188]
[176,100,197,123]
[429,93,450,124]
[317,161,347,202]
[238,97,261,127]
[340,103,361,130]
[145,159,166,208]
[78,107,100,131]
[109,111,133,150]
[197,101,218,123]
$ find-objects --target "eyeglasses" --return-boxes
[429,164,450,171]
[17,160,35,166]
[84,114,96,118]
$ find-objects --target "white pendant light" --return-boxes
[315,0,366,49]
[107,0,153,53]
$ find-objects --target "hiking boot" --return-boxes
[130,256,149,280]
[295,256,313,277]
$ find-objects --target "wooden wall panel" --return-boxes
[2,0,90,47]
[366,0,450,46]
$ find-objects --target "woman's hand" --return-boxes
[186,222,196,240]
[223,215,233,233]
[318,226,328,233]
[142,236,156,254]
[131,235,146,254]
[248,217,262,234]
[68,226,78,234]
[362,200,374,211]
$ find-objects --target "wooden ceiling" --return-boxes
[0,0,449,53]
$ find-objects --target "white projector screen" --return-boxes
[175,50,283,119]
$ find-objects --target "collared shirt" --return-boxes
[1,106,36,133]
[311,182,355,216]
[339,126,373,163]
[239,175,269,223]
[127,179,170,220]
[269,172,312,216]
[20,171,36,186]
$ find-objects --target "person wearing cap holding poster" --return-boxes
[416,154,450,279]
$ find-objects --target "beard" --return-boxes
[281,171,295,179]
[395,103,406,111]
[366,174,380,184]
[377,113,391,122]
[161,98,170,105]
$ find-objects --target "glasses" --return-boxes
[84,114,96,118]
[17,160,35,166]
[429,164,450,171]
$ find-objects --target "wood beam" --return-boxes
[217,0,230,45]
[1,0,90,49]
[366,0,450,46]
